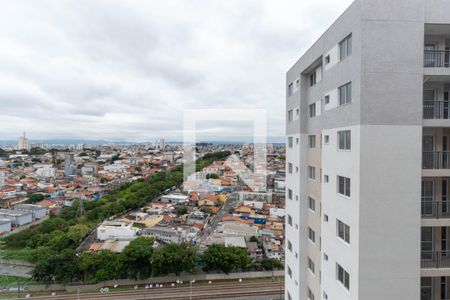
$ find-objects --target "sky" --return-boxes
[0,0,354,143]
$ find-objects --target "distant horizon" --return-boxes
[0,137,286,146]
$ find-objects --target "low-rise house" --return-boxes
[13,204,47,220]
[224,236,246,248]
[0,219,12,233]
[97,221,139,241]
[160,194,189,204]
[144,226,181,244]
[0,209,33,226]
[246,241,263,262]
[262,236,283,261]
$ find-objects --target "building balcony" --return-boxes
[424,101,450,120]
[423,152,450,169]
[421,251,450,269]
[422,201,450,219]
[424,50,450,68]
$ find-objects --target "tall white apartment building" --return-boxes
[285,1,450,299]
[17,132,30,151]
[0,170,5,189]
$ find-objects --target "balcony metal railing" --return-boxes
[421,251,450,268]
[423,101,450,119]
[421,201,450,218]
[424,50,450,68]
[423,151,450,169]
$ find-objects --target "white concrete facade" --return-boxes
[285,0,450,299]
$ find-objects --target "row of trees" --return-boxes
[32,237,283,284]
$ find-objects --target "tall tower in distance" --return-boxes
[64,153,77,177]
[17,132,30,151]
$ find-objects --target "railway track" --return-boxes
[13,281,284,300]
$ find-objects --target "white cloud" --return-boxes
[0,0,354,142]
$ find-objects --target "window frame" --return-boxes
[336,263,350,290]
[308,227,316,243]
[288,136,293,148]
[308,135,316,148]
[288,82,294,96]
[309,103,316,118]
[337,175,351,197]
[308,197,316,212]
[339,34,352,61]
[337,219,350,244]
[288,109,293,122]
[338,130,351,150]
[338,82,352,106]
[308,166,316,180]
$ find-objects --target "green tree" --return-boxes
[78,251,123,283]
[120,237,154,279]
[67,224,91,243]
[28,194,45,204]
[261,258,284,271]
[176,206,188,216]
[206,173,219,179]
[249,236,258,243]
[151,243,196,276]
[203,245,251,274]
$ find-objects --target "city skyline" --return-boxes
[0,0,353,141]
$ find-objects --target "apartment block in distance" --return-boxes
[285,0,450,299]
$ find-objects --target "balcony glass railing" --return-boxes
[424,50,450,68]
[422,151,450,169]
[423,100,450,119]
[421,251,450,268]
[421,201,450,218]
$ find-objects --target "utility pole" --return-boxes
[77,198,84,217]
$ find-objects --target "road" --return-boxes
[11,281,284,300]
[197,191,238,248]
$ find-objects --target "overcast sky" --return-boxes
[0,0,354,142]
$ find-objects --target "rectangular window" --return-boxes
[308,288,315,300]
[308,197,316,212]
[336,263,350,290]
[308,257,315,274]
[338,176,351,197]
[309,135,316,148]
[325,55,330,64]
[310,72,316,86]
[308,227,315,243]
[288,189,293,200]
[288,83,294,96]
[309,103,316,118]
[339,34,352,61]
[288,109,293,122]
[324,95,330,104]
[288,214,293,226]
[288,163,293,174]
[338,130,351,150]
[324,135,329,144]
[308,166,316,180]
[288,136,293,148]
[338,82,352,105]
[296,79,300,87]
[337,219,350,244]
